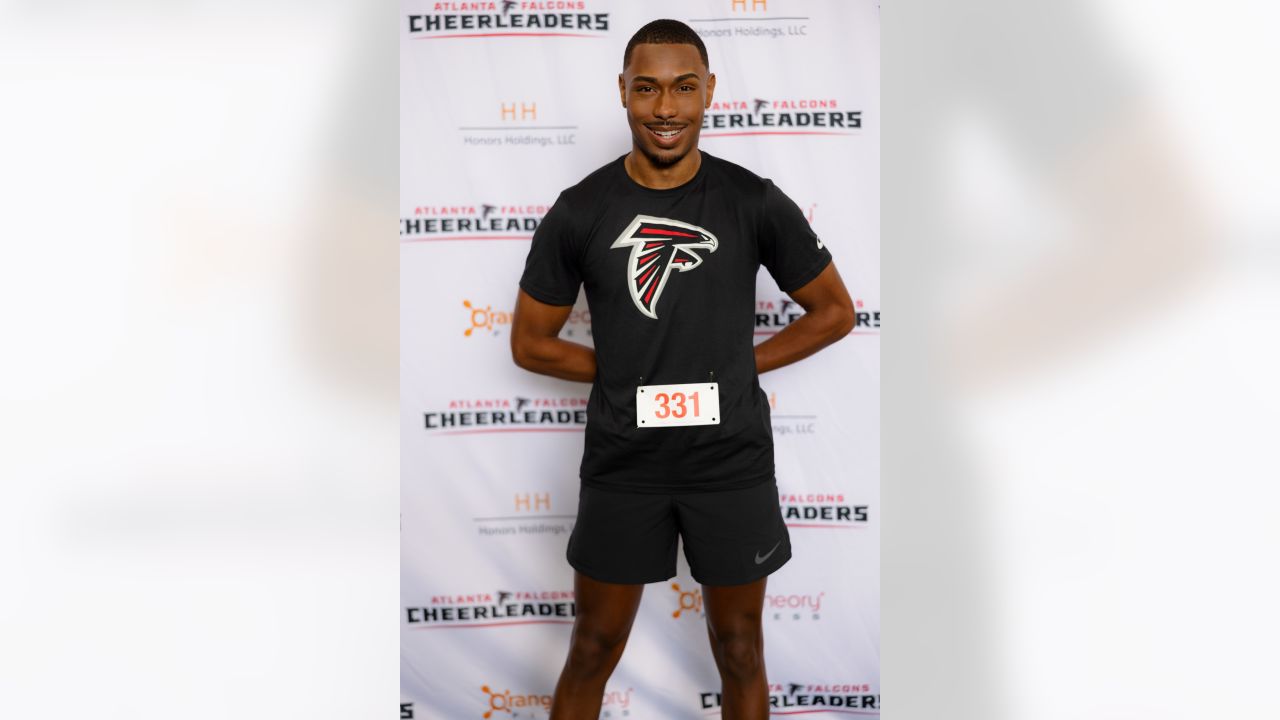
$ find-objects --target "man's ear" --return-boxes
[618,74,626,108]
[706,73,717,107]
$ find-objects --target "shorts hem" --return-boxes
[567,556,675,586]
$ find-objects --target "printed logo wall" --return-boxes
[401,1,879,716]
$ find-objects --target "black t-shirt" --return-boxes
[519,151,832,493]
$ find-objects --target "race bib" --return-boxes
[636,382,720,428]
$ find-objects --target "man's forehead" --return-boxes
[624,43,708,77]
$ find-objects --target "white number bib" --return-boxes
[636,382,720,428]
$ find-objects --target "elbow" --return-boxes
[511,334,548,372]
[510,337,531,370]
[832,302,857,339]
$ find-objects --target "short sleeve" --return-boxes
[758,180,833,293]
[518,193,582,306]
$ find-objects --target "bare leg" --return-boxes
[703,577,769,720]
[549,571,645,720]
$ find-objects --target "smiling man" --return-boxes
[511,19,856,720]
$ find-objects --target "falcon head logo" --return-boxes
[496,590,512,604]
[753,98,769,113]
[611,215,718,320]
[788,683,804,695]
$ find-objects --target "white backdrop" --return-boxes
[401,2,878,717]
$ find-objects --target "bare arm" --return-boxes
[755,262,856,374]
[510,288,597,382]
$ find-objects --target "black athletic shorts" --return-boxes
[566,479,792,586]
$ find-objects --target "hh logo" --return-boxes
[611,215,718,320]
[514,492,550,512]
[500,101,537,121]
[671,582,704,618]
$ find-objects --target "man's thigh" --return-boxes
[569,570,646,642]
[702,575,769,638]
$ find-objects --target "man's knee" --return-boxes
[712,631,763,681]
[565,623,630,673]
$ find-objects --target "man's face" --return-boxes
[619,43,715,168]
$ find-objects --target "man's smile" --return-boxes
[645,124,688,146]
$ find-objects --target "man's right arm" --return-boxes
[510,288,596,383]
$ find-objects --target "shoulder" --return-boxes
[556,155,626,208]
[535,157,623,244]
[704,153,802,211]
[701,152,770,195]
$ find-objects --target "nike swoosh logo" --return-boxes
[754,541,782,565]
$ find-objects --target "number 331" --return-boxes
[653,391,700,419]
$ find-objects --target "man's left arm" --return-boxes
[755,262,856,374]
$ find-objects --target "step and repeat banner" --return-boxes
[401,2,879,717]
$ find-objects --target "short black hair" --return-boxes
[623,19,709,72]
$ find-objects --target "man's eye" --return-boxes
[679,85,696,92]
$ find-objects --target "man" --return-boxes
[511,19,856,720]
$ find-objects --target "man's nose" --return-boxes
[653,91,677,120]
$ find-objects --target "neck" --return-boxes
[624,148,702,190]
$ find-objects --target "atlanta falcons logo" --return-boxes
[610,215,719,319]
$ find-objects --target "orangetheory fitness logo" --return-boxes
[462,300,513,337]
[670,582,704,619]
[463,299,591,339]
[406,2,610,40]
[478,684,634,718]
[479,685,551,718]
[670,582,829,623]
[611,215,719,320]
[765,588,827,622]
